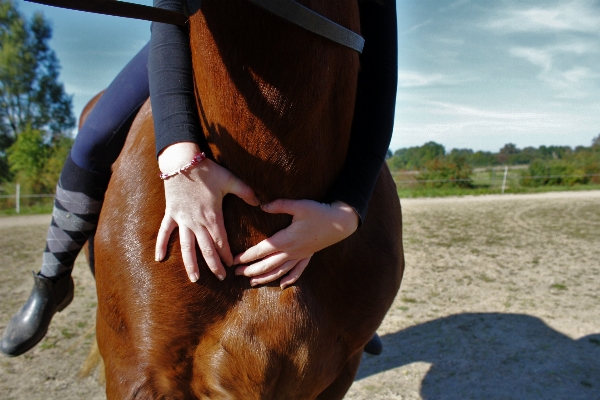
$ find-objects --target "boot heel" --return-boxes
[56,279,74,312]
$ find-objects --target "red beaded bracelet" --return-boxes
[159,152,206,180]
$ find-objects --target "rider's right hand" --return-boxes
[155,142,260,282]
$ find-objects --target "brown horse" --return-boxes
[94,1,404,398]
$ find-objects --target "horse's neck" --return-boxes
[189,0,360,202]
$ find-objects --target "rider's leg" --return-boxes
[364,332,383,355]
[40,41,150,280]
[1,42,150,357]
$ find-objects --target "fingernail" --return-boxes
[188,273,199,283]
[217,273,225,281]
[251,281,257,287]
[155,252,162,262]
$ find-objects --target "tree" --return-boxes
[391,141,445,170]
[499,143,519,155]
[7,123,46,192]
[497,143,519,164]
[7,123,72,193]
[0,0,74,183]
[416,157,473,188]
[469,150,498,167]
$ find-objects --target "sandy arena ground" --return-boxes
[0,190,599,399]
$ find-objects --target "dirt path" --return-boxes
[346,190,600,399]
[1,190,599,399]
[0,214,51,228]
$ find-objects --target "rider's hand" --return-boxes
[155,142,260,282]
[233,200,359,289]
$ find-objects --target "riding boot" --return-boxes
[0,154,108,357]
[364,332,383,355]
[1,272,74,356]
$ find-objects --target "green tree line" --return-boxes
[521,138,600,186]
[0,0,74,195]
[388,135,600,188]
[389,139,600,170]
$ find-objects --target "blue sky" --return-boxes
[18,0,600,152]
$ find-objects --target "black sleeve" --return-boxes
[327,0,398,223]
[150,0,202,157]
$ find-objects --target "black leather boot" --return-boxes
[364,332,383,355]
[1,272,74,357]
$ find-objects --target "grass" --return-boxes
[39,340,57,350]
[476,273,496,283]
[61,328,75,339]
[397,183,600,198]
[401,297,418,303]
[0,201,53,216]
[550,284,568,290]
[393,167,600,198]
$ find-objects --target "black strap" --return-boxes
[248,0,364,53]
[25,0,188,26]
[26,0,363,52]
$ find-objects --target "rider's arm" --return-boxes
[149,0,201,156]
[150,0,259,282]
[326,0,398,224]
[233,1,398,287]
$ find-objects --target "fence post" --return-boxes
[15,183,20,214]
[501,166,508,194]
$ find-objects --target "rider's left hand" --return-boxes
[233,200,359,289]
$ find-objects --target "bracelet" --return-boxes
[159,152,206,180]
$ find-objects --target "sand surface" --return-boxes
[1,190,599,399]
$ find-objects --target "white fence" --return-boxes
[0,184,55,213]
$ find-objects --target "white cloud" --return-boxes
[485,1,600,35]
[552,41,597,55]
[402,19,432,35]
[509,43,599,98]
[436,38,465,46]
[398,71,447,87]
[427,101,548,121]
[510,47,552,72]
[397,71,476,88]
[391,106,584,151]
[439,0,471,13]
[562,66,595,83]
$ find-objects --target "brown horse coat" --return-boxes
[94,1,404,398]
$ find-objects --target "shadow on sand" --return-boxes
[356,313,600,399]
